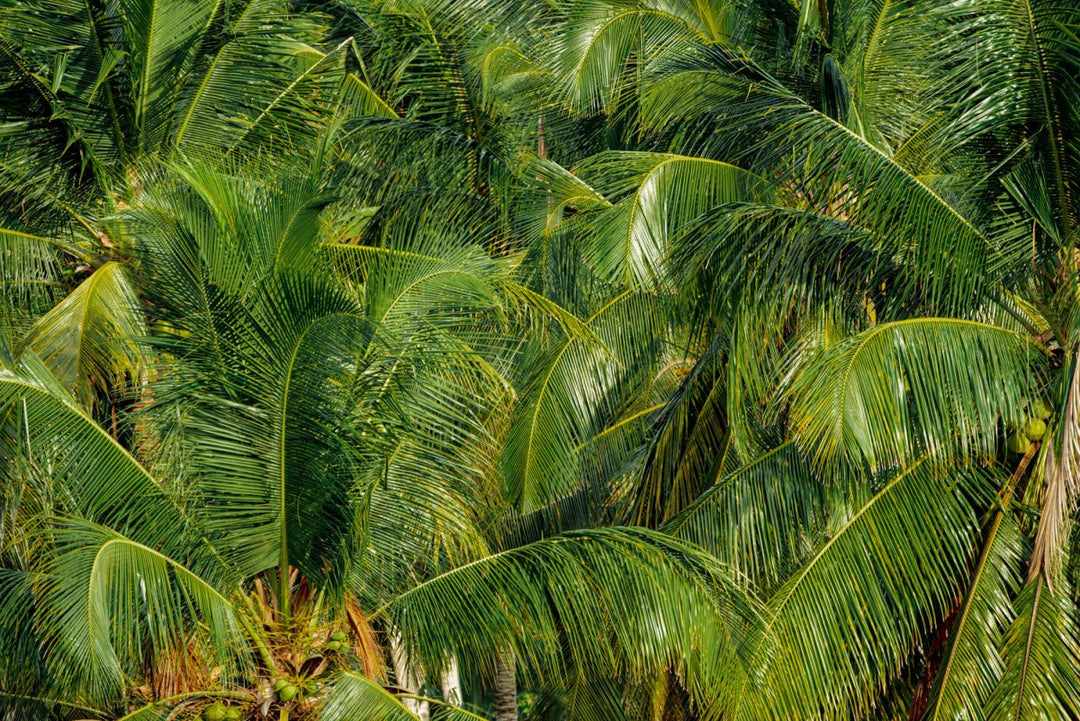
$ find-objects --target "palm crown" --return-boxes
[1,0,1079,720]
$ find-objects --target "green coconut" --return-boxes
[1007,432,1031,454]
[224,709,241,721]
[1031,399,1053,420]
[272,679,288,692]
[326,640,341,650]
[1026,418,1047,441]
[278,684,299,702]
[203,703,227,721]
[331,631,347,642]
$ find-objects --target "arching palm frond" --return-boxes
[985,577,1080,720]
[786,319,1047,472]
[22,262,145,412]
[379,527,757,699]
[501,289,665,511]
[722,461,993,721]
[921,513,1026,721]
[661,440,829,593]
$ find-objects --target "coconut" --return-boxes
[1026,418,1047,441]
[278,684,299,702]
[1007,432,1031,454]
[272,679,288,692]
[331,631,347,642]
[203,703,227,721]
[224,709,241,721]
[326,640,341,650]
[1031,399,1053,420]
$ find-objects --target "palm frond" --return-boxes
[785,319,1046,472]
[985,577,1080,720]
[720,460,991,721]
[21,262,145,412]
[921,513,1026,721]
[378,527,757,694]
[661,440,829,592]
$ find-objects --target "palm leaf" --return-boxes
[720,460,991,721]
[378,527,757,692]
[21,262,145,411]
[786,319,1047,472]
[661,440,829,592]
[920,512,1026,720]
[985,576,1080,720]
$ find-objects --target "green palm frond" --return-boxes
[323,672,492,721]
[633,334,730,528]
[572,152,756,288]
[21,262,145,412]
[721,460,991,721]
[553,2,707,114]
[41,520,245,702]
[120,0,217,151]
[661,440,828,592]
[921,512,1026,721]
[985,577,1080,720]
[938,0,1080,237]
[502,289,663,510]
[786,319,1047,472]
[641,45,1019,315]
[0,352,191,545]
[378,527,757,692]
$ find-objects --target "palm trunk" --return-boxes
[441,655,461,705]
[389,628,430,720]
[493,649,518,721]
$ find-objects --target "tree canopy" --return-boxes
[1,0,1079,720]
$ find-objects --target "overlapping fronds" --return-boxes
[40,520,245,702]
[2,0,1080,717]
[502,289,664,510]
[719,461,991,721]
[22,262,145,411]
[323,671,492,721]
[641,44,1019,316]
[661,440,829,592]
[921,513,1026,721]
[0,353,190,544]
[786,319,1047,471]
[380,527,757,691]
[572,152,756,287]
[985,577,1080,720]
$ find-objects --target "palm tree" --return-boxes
[4,0,1080,719]
[0,0,394,415]
[484,0,1080,717]
[0,161,754,721]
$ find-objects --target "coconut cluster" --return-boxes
[201,702,240,721]
[1006,399,1053,455]
[326,630,347,651]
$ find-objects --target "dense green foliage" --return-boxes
[1,0,1079,719]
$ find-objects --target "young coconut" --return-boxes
[1026,418,1047,441]
[203,703,228,721]
[326,640,341,651]
[1031,399,1053,420]
[1007,432,1031,454]
[225,709,241,721]
[272,680,288,692]
[331,631,347,642]
[277,684,299,703]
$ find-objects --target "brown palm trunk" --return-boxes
[493,650,518,721]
